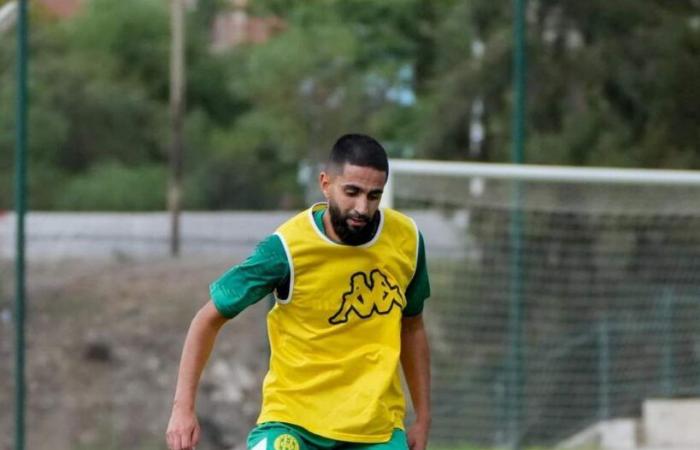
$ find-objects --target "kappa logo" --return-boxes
[329,269,405,324]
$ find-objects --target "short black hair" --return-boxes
[327,133,389,177]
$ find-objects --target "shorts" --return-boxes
[247,422,408,450]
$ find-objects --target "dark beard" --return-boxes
[328,201,379,245]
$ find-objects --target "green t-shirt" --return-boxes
[210,208,431,319]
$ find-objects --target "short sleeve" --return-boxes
[403,231,431,316]
[209,234,290,319]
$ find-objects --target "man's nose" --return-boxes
[355,196,369,216]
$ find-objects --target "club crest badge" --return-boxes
[274,434,300,450]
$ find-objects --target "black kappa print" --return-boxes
[328,269,405,325]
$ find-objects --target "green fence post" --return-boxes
[14,1,29,450]
[508,0,527,448]
[660,288,675,396]
[598,319,611,421]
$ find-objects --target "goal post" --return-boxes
[383,160,700,209]
[385,159,700,448]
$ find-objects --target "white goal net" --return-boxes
[386,160,700,448]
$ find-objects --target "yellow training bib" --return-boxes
[257,203,419,443]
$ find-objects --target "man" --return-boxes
[166,134,431,450]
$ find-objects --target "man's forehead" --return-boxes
[333,163,387,184]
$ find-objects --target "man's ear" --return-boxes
[319,171,332,200]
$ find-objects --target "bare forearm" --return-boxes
[401,315,431,425]
[172,301,227,411]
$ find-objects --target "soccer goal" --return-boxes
[385,159,700,448]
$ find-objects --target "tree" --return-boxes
[420,0,700,168]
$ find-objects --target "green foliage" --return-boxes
[422,0,700,167]
[1,0,698,210]
[184,112,304,209]
[67,0,170,98]
[55,162,167,211]
[0,0,246,210]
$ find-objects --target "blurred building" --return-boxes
[38,0,83,18]
[36,0,283,49]
[211,0,284,51]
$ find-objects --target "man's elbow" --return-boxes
[402,313,425,331]
[193,300,229,330]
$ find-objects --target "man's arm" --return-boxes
[166,301,228,450]
[401,313,431,450]
[165,234,289,449]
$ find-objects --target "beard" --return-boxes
[328,200,379,245]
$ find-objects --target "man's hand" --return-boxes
[407,419,430,450]
[166,406,200,450]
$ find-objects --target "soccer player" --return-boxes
[166,134,431,450]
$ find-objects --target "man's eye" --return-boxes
[345,190,358,196]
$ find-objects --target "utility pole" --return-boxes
[169,0,186,257]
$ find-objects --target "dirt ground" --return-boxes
[0,255,269,450]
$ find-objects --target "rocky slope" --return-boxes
[0,256,268,450]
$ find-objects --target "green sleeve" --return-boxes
[403,231,431,317]
[209,234,290,319]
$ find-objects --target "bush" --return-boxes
[56,162,167,211]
